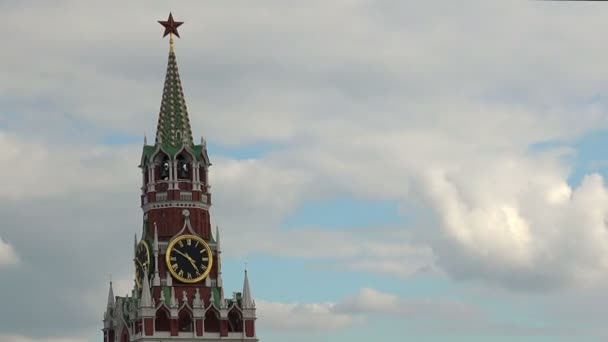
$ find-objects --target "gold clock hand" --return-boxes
[174,249,191,260]
[173,249,200,272]
[188,258,200,272]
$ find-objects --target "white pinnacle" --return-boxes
[170,287,178,308]
[153,224,160,286]
[140,273,153,308]
[106,281,115,309]
[215,225,221,251]
[242,269,253,309]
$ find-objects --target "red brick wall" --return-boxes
[196,319,204,336]
[245,320,255,337]
[144,318,154,336]
[146,207,211,239]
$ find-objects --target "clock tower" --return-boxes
[102,13,258,342]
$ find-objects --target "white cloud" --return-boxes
[257,287,482,332]
[334,288,482,321]
[6,1,608,340]
[257,300,361,331]
[0,237,19,267]
[0,131,139,201]
[417,153,608,290]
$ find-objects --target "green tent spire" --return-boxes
[154,44,194,151]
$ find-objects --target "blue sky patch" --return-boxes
[207,141,277,160]
[281,197,407,230]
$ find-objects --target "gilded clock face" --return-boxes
[135,241,151,288]
[165,234,213,283]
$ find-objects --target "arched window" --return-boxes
[155,307,171,332]
[154,152,171,182]
[142,158,149,186]
[204,308,221,333]
[228,308,243,332]
[178,308,193,332]
[160,155,170,181]
[176,153,192,180]
[120,328,129,342]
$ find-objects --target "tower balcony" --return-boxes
[148,191,209,205]
[180,191,193,201]
[156,192,168,202]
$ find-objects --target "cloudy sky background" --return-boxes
[3,1,608,341]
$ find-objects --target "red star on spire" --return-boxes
[158,12,183,38]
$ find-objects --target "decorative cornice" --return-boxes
[142,200,210,212]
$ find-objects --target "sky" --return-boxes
[4,1,608,341]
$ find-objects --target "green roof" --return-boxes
[154,48,194,152]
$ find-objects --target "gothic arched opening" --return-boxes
[155,307,171,332]
[155,153,170,182]
[228,308,243,332]
[142,157,149,186]
[204,308,220,333]
[178,308,193,332]
[120,328,129,342]
[176,152,192,180]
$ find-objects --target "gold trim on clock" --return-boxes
[165,234,213,283]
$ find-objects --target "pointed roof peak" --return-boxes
[154,28,194,153]
[107,281,115,308]
[242,267,253,309]
[140,271,153,308]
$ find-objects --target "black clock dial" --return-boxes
[135,241,151,288]
[166,234,213,283]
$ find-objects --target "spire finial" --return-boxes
[159,12,183,53]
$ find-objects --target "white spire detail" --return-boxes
[166,271,173,287]
[193,288,203,308]
[170,286,178,308]
[153,224,160,286]
[216,225,221,252]
[242,268,254,309]
[159,288,165,302]
[140,272,153,308]
[106,281,115,309]
[209,289,215,307]
[154,223,159,252]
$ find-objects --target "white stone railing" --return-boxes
[156,192,168,202]
[180,191,193,201]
